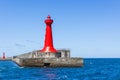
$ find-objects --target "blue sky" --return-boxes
[0,0,120,58]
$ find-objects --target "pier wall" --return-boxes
[12,58,83,67]
[12,49,83,67]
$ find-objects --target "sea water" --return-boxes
[0,58,120,80]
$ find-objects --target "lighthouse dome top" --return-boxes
[45,15,53,25]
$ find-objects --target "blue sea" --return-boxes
[0,58,120,80]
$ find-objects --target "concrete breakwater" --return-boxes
[10,49,83,67]
[12,58,83,67]
[1,50,83,67]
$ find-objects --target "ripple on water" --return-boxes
[0,59,120,79]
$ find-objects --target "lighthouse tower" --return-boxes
[40,15,57,55]
[3,52,5,59]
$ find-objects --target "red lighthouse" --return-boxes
[3,52,5,59]
[40,15,57,53]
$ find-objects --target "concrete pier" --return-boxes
[11,49,83,67]
[12,58,83,67]
[0,57,83,67]
[10,16,84,68]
